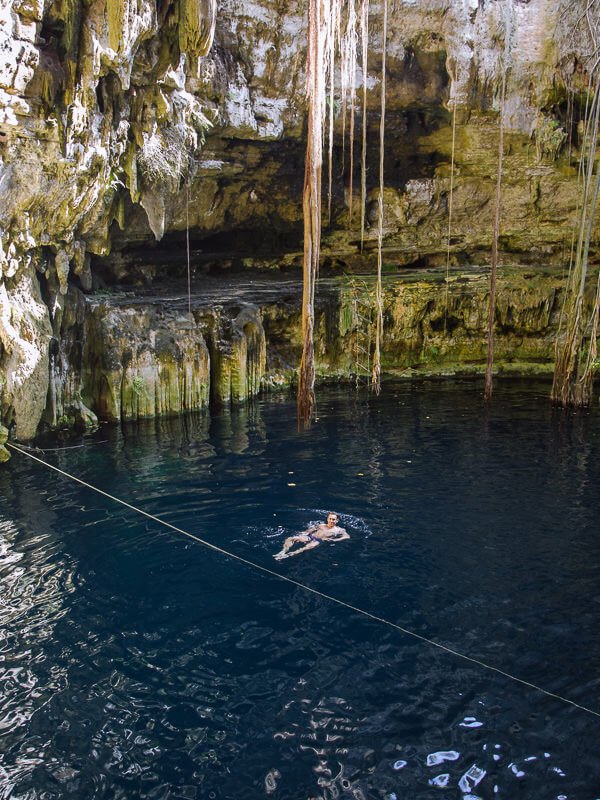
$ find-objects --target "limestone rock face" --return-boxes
[0,263,52,439]
[260,269,565,386]
[102,0,596,278]
[208,305,266,405]
[0,0,598,437]
[81,304,210,421]
[0,0,216,436]
[0,423,9,461]
[50,268,567,430]
[71,296,267,423]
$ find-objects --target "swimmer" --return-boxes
[274,512,349,560]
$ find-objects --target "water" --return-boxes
[1,379,599,800]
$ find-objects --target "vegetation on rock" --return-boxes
[551,0,600,407]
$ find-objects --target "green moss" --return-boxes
[131,375,149,399]
[534,116,567,162]
[421,344,441,363]
[106,0,126,53]
[338,297,354,337]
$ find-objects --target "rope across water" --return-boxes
[6,441,600,720]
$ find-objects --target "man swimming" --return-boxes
[274,512,349,559]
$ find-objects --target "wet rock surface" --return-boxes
[33,265,570,431]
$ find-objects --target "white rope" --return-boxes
[6,441,600,720]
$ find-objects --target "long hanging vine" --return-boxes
[551,0,600,407]
[298,0,387,423]
[342,0,358,223]
[484,1,513,402]
[326,1,341,223]
[371,0,388,394]
[298,0,327,430]
[551,78,600,405]
[444,68,458,330]
[359,0,369,250]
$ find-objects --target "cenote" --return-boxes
[1,379,599,799]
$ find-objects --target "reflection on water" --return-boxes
[0,515,75,798]
[0,380,599,799]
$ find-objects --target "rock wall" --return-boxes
[0,0,598,441]
[109,0,592,271]
[36,267,565,434]
[0,0,217,437]
[61,291,267,424]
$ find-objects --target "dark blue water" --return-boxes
[1,380,600,800]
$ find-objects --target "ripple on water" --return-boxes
[0,514,78,796]
[1,382,599,798]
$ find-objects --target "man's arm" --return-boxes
[330,529,350,541]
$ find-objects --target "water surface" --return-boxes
[1,380,599,799]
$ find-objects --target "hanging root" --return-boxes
[298,0,327,430]
[551,77,600,407]
[300,0,384,419]
[551,1,600,407]
[360,0,369,251]
[326,0,341,224]
[371,0,387,395]
[484,1,513,403]
[341,0,358,224]
[444,67,458,331]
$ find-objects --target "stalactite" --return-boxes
[371,0,387,395]
[484,2,513,403]
[179,0,217,61]
[106,0,128,54]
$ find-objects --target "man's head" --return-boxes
[326,512,339,528]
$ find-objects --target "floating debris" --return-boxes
[427,750,460,767]
[428,773,450,788]
[459,716,483,728]
[459,764,486,793]
[264,769,281,794]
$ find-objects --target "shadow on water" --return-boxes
[1,379,599,799]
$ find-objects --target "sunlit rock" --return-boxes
[81,303,211,421]
[0,266,52,440]
[0,423,9,462]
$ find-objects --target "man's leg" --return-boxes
[274,534,308,559]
